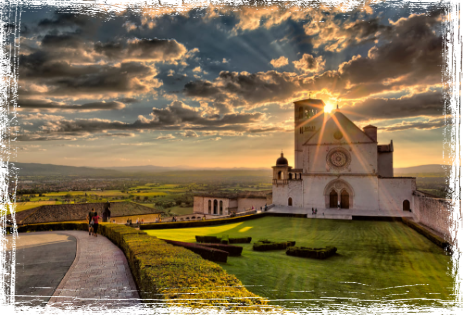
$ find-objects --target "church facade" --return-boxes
[272,99,416,212]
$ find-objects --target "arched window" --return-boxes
[219,200,223,215]
[403,200,410,211]
[208,200,211,214]
[298,107,303,119]
[213,200,218,214]
[278,171,282,180]
[288,197,293,206]
[289,173,293,180]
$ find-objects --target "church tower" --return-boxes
[294,98,325,169]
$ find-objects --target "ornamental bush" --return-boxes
[160,239,229,262]
[197,243,243,256]
[286,246,337,259]
[17,222,268,309]
[252,240,296,251]
[402,218,450,251]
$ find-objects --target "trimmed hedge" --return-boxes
[195,235,221,243]
[253,240,296,251]
[197,243,243,256]
[286,246,337,259]
[160,239,229,262]
[17,222,268,309]
[196,235,252,244]
[402,218,451,251]
[229,237,252,244]
[450,248,463,260]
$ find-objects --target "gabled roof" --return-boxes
[303,110,376,145]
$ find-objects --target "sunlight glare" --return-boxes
[324,103,335,113]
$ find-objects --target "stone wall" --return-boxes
[413,191,454,241]
[13,202,161,225]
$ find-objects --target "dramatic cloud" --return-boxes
[39,0,108,28]
[293,54,325,73]
[379,117,447,132]
[18,99,126,111]
[94,38,188,63]
[270,56,288,68]
[346,91,444,120]
[156,134,176,140]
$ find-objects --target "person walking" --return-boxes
[86,208,97,236]
[92,212,101,237]
[103,201,111,222]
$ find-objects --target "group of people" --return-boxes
[311,208,318,215]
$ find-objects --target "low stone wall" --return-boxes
[413,191,454,242]
[11,202,162,225]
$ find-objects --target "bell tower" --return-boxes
[294,98,325,169]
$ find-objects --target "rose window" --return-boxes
[326,148,351,170]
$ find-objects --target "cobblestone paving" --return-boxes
[47,230,140,309]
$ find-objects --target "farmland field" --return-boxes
[146,217,454,310]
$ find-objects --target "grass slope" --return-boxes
[146,217,454,308]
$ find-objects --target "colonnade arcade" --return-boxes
[207,199,223,215]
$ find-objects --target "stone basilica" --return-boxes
[272,99,416,212]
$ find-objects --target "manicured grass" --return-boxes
[146,217,454,308]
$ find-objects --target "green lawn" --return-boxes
[146,217,454,309]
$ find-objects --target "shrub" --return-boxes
[196,235,221,243]
[221,235,229,244]
[253,240,296,251]
[17,222,267,309]
[286,246,337,259]
[450,248,463,260]
[229,237,252,244]
[402,218,451,251]
[198,243,243,256]
[160,239,229,262]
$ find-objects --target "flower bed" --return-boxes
[286,246,337,259]
[17,222,268,309]
[252,240,296,251]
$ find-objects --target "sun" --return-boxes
[324,103,335,113]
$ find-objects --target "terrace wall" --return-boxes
[413,191,454,241]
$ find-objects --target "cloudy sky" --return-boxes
[13,2,449,168]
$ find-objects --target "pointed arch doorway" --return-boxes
[329,190,337,208]
[341,190,349,209]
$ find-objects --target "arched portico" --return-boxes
[324,179,355,209]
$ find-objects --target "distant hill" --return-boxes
[11,163,122,177]
[394,164,450,176]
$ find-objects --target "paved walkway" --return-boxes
[47,230,140,309]
[269,206,415,220]
[5,232,77,307]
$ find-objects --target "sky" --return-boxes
[12,1,450,169]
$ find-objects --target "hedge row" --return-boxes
[196,235,252,244]
[402,218,451,251]
[253,240,296,251]
[17,222,268,309]
[286,246,337,259]
[450,248,463,260]
[160,239,229,262]
[198,243,243,256]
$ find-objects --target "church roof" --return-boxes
[303,110,376,145]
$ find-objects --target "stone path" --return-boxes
[47,230,140,309]
[5,232,77,307]
[269,206,415,220]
